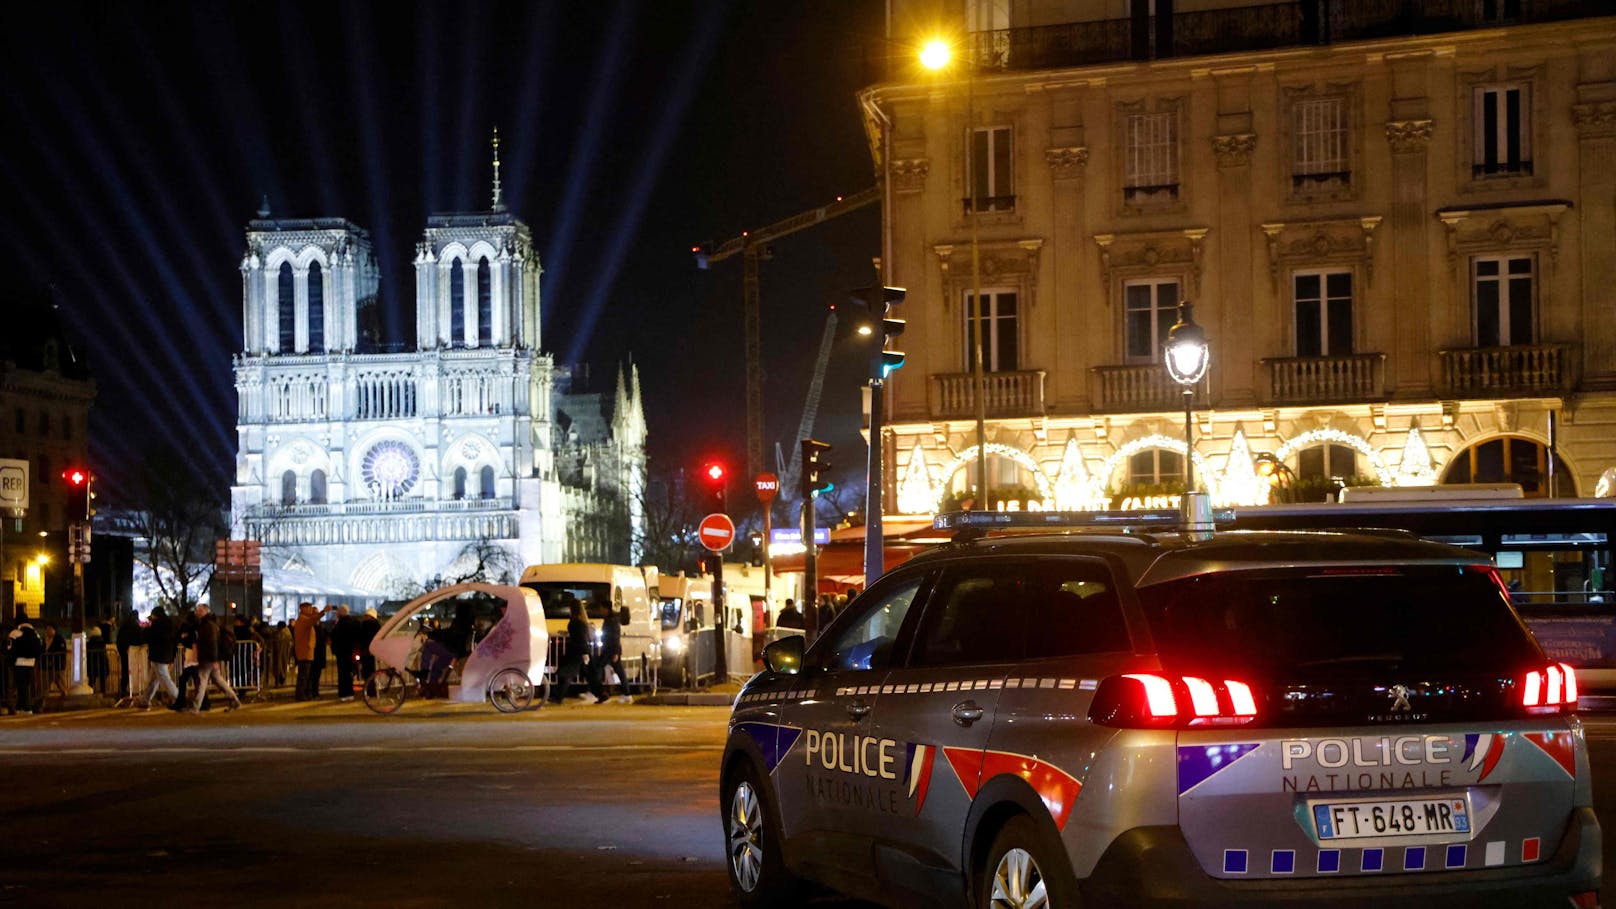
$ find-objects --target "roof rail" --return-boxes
[934,508,1238,533]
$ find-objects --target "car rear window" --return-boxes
[1136,564,1543,676]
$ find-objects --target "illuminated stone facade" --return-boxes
[861,2,1616,512]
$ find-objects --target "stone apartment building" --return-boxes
[860,0,1616,513]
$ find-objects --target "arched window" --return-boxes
[307,261,325,353]
[281,470,297,506]
[310,469,327,505]
[1444,435,1575,497]
[1297,444,1358,482]
[452,466,467,500]
[449,259,465,347]
[278,262,295,352]
[480,465,496,499]
[477,257,492,347]
[1128,449,1184,487]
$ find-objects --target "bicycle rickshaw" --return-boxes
[361,583,549,715]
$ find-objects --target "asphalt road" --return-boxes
[1,701,1614,908]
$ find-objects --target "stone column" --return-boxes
[1214,132,1258,406]
[493,253,510,345]
[1384,51,1435,397]
[462,260,479,348]
[1045,144,1088,409]
[241,254,261,354]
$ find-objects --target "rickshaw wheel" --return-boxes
[361,668,409,715]
[488,668,535,714]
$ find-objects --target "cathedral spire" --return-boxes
[490,127,506,212]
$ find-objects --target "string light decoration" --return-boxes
[932,443,1054,511]
[1275,428,1395,487]
[896,442,938,515]
[1052,437,1108,511]
[1219,429,1270,507]
[1097,434,1220,501]
[1396,426,1439,487]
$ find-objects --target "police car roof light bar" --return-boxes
[932,508,1238,533]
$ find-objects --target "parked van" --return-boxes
[519,563,655,687]
[651,571,715,688]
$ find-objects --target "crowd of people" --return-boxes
[0,600,383,714]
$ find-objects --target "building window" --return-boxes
[1474,254,1534,346]
[1128,448,1183,486]
[449,258,465,347]
[452,466,467,500]
[1123,278,1180,363]
[1293,270,1353,357]
[309,469,327,505]
[963,290,1018,372]
[1297,444,1358,483]
[280,470,297,507]
[307,261,324,353]
[1124,112,1178,203]
[967,126,1013,213]
[1474,84,1531,178]
[278,262,296,352]
[1293,97,1348,190]
[480,465,496,499]
[477,257,493,347]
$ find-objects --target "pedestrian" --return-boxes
[550,597,601,704]
[272,620,293,687]
[140,606,179,710]
[187,604,241,713]
[311,609,331,699]
[8,620,41,714]
[174,608,204,711]
[87,625,109,694]
[293,602,319,700]
[42,625,68,696]
[775,598,805,630]
[593,597,629,702]
[357,609,381,683]
[330,605,361,702]
[115,605,141,697]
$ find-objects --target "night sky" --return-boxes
[0,0,886,501]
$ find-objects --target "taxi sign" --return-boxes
[698,513,736,552]
[755,473,779,504]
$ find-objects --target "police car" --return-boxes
[720,513,1601,908]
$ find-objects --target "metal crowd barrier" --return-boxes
[228,640,263,700]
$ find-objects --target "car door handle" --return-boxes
[845,700,872,721]
[952,700,985,727]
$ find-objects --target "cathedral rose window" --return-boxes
[361,440,420,500]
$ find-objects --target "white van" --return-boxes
[650,571,715,687]
[518,563,655,686]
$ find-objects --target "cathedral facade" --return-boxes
[229,196,645,618]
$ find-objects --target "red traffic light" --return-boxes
[62,468,89,487]
[704,462,726,484]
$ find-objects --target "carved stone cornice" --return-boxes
[1044,146,1089,181]
[1211,133,1258,167]
[1434,201,1569,271]
[1384,119,1434,155]
[891,158,930,193]
[1573,102,1616,138]
[1258,216,1383,292]
[1091,228,1209,294]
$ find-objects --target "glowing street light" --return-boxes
[919,39,952,71]
[1164,301,1210,492]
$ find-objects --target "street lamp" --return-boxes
[1164,300,1210,495]
[918,36,991,510]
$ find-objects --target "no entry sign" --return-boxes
[698,513,736,552]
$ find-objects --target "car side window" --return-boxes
[908,564,1029,667]
[816,573,928,672]
[1024,561,1131,659]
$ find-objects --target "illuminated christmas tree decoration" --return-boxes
[896,443,937,515]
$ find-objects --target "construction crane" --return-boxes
[776,308,839,501]
[694,184,881,480]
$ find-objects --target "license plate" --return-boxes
[1312,796,1471,840]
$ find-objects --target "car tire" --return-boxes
[722,760,801,907]
[979,814,1080,909]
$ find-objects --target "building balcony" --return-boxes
[929,370,1045,420]
[1089,364,1181,413]
[244,496,516,519]
[955,1,1602,72]
[1262,353,1386,405]
[1439,344,1573,398]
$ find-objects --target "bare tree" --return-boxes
[629,463,705,574]
[127,446,225,611]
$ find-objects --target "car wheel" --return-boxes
[979,814,1078,909]
[722,761,799,906]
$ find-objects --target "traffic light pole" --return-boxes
[802,500,818,642]
[863,374,884,587]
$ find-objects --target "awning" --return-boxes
[770,518,940,587]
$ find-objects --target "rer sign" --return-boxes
[0,458,28,513]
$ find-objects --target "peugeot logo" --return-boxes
[1388,684,1412,712]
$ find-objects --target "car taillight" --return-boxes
[1521,662,1579,714]
[1090,673,1260,728]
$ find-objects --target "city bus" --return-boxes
[1226,488,1616,695]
